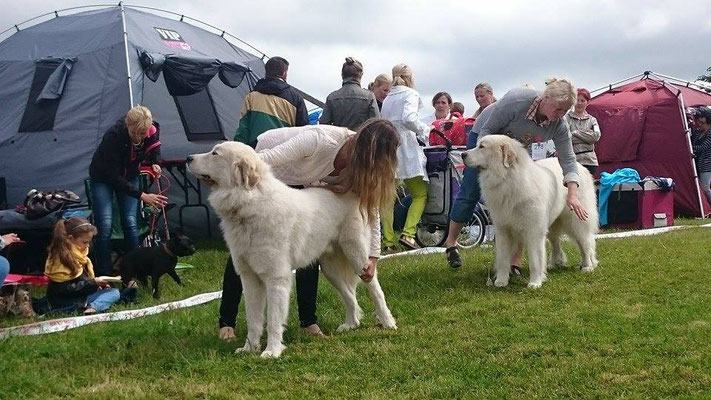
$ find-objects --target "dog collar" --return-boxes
[162,244,176,258]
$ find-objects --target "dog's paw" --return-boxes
[336,322,360,332]
[581,265,595,273]
[376,314,397,330]
[527,281,543,289]
[260,344,286,359]
[494,277,509,287]
[235,342,260,354]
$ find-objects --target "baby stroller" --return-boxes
[414,131,490,248]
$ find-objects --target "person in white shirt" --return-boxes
[218,119,400,341]
[380,63,431,251]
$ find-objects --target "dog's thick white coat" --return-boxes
[463,135,598,289]
[189,142,396,358]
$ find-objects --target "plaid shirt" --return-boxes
[525,96,550,127]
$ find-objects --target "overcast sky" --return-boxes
[2,0,709,114]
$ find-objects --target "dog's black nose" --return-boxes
[462,152,468,159]
[186,155,194,163]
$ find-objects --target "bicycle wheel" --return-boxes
[456,211,485,249]
[415,223,447,248]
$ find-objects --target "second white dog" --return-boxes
[462,135,598,288]
[188,142,396,358]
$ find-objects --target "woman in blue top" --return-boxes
[444,78,589,269]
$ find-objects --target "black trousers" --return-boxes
[583,165,598,177]
[218,257,319,329]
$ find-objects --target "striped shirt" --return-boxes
[524,97,551,127]
[692,128,711,173]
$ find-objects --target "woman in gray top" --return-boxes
[444,78,589,269]
[564,88,600,176]
[320,57,380,130]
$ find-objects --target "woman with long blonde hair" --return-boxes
[218,119,400,341]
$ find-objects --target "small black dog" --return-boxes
[119,231,196,299]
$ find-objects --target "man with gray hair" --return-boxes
[444,78,586,270]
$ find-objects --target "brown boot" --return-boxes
[13,288,36,318]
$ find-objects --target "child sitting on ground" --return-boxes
[45,218,120,314]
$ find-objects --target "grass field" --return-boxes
[1,223,710,398]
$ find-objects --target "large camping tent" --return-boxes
[0,5,324,236]
[587,72,711,217]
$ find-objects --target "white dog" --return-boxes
[188,142,396,358]
[462,135,598,289]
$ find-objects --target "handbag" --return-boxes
[23,189,81,220]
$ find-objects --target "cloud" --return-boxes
[1,0,707,114]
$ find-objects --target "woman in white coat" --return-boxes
[380,63,430,250]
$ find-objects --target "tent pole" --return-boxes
[119,2,134,108]
[677,92,707,218]
[590,72,646,95]
[649,71,711,92]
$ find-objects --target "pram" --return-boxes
[414,136,490,248]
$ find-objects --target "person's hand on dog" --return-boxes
[1,233,21,245]
[151,164,162,177]
[566,183,589,221]
[219,326,236,341]
[140,192,168,208]
[360,257,378,282]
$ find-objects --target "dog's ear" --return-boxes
[231,158,262,189]
[501,143,518,168]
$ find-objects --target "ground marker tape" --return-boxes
[0,291,222,340]
[380,223,711,261]
[4,223,709,339]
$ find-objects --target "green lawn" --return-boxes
[1,226,711,398]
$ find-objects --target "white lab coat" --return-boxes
[380,85,430,181]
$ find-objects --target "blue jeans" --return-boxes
[0,255,10,284]
[86,288,120,312]
[700,171,711,206]
[91,179,140,276]
[450,132,481,223]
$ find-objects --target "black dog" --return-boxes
[119,232,196,299]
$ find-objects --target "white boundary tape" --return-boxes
[2,223,709,339]
[0,291,222,340]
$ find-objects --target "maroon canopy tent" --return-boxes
[588,72,711,217]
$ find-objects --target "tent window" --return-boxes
[173,87,223,141]
[19,59,68,132]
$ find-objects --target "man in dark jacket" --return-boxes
[319,57,380,130]
[221,57,323,341]
[233,56,309,147]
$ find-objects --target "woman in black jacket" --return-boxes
[89,106,167,276]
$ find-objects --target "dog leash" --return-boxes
[156,176,170,240]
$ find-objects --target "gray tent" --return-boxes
[0,5,269,236]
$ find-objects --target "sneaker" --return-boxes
[398,235,420,250]
[445,246,462,269]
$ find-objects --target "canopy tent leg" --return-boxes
[120,2,134,108]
